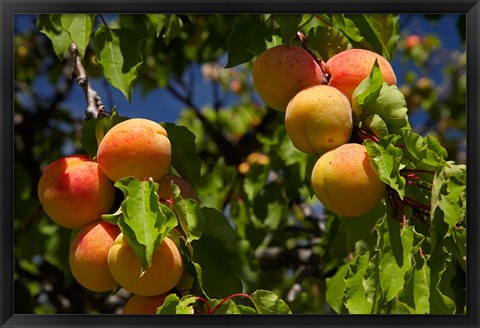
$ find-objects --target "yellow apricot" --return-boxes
[285,85,353,154]
[252,45,324,111]
[311,143,385,217]
[97,118,171,182]
[37,155,116,229]
[326,49,397,101]
[69,220,120,292]
[122,294,167,314]
[108,234,184,296]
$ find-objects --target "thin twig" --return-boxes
[69,42,107,120]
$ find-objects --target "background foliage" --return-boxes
[13,13,466,314]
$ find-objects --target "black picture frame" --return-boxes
[1,1,479,327]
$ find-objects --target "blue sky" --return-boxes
[15,14,465,125]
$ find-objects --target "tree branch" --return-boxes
[69,42,107,120]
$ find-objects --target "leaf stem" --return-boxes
[195,296,211,314]
[209,293,254,314]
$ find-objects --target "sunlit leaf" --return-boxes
[93,25,143,101]
[114,177,178,273]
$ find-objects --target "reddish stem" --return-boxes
[209,293,254,314]
[355,126,380,143]
[403,196,431,212]
[401,169,435,174]
[405,173,421,179]
[195,296,211,314]
[406,180,432,191]
[313,14,333,28]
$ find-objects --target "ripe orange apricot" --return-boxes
[69,220,121,292]
[252,45,324,111]
[97,118,171,182]
[37,155,116,229]
[326,49,397,101]
[122,294,167,314]
[311,143,385,217]
[108,234,184,296]
[285,85,353,154]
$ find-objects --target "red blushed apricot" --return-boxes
[97,118,171,182]
[252,45,324,111]
[37,155,116,229]
[326,49,397,101]
[69,220,121,292]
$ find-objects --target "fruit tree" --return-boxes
[13,13,467,315]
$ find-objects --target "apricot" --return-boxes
[157,174,199,209]
[311,143,385,217]
[122,294,167,314]
[285,85,353,154]
[97,118,171,182]
[108,234,184,296]
[252,45,324,111]
[69,220,120,292]
[326,49,397,101]
[37,155,116,229]
[238,152,270,175]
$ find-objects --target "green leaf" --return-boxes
[162,14,184,45]
[200,207,237,252]
[344,252,377,314]
[225,21,271,68]
[191,234,242,299]
[377,218,418,304]
[162,123,201,187]
[307,24,352,61]
[250,290,292,314]
[80,118,101,158]
[114,177,178,273]
[156,294,196,314]
[364,114,389,138]
[428,249,456,314]
[216,301,257,315]
[243,163,270,203]
[93,25,143,102]
[401,128,447,168]
[325,264,349,313]
[430,162,466,249]
[332,15,363,43]
[353,64,410,134]
[172,183,205,243]
[253,183,288,231]
[197,157,237,210]
[398,255,430,314]
[146,14,166,37]
[37,14,72,60]
[273,14,303,45]
[344,14,399,59]
[60,14,95,58]
[101,206,122,225]
[365,137,406,198]
[338,201,385,251]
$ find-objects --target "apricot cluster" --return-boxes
[37,118,198,313]
[252,46,395,217]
